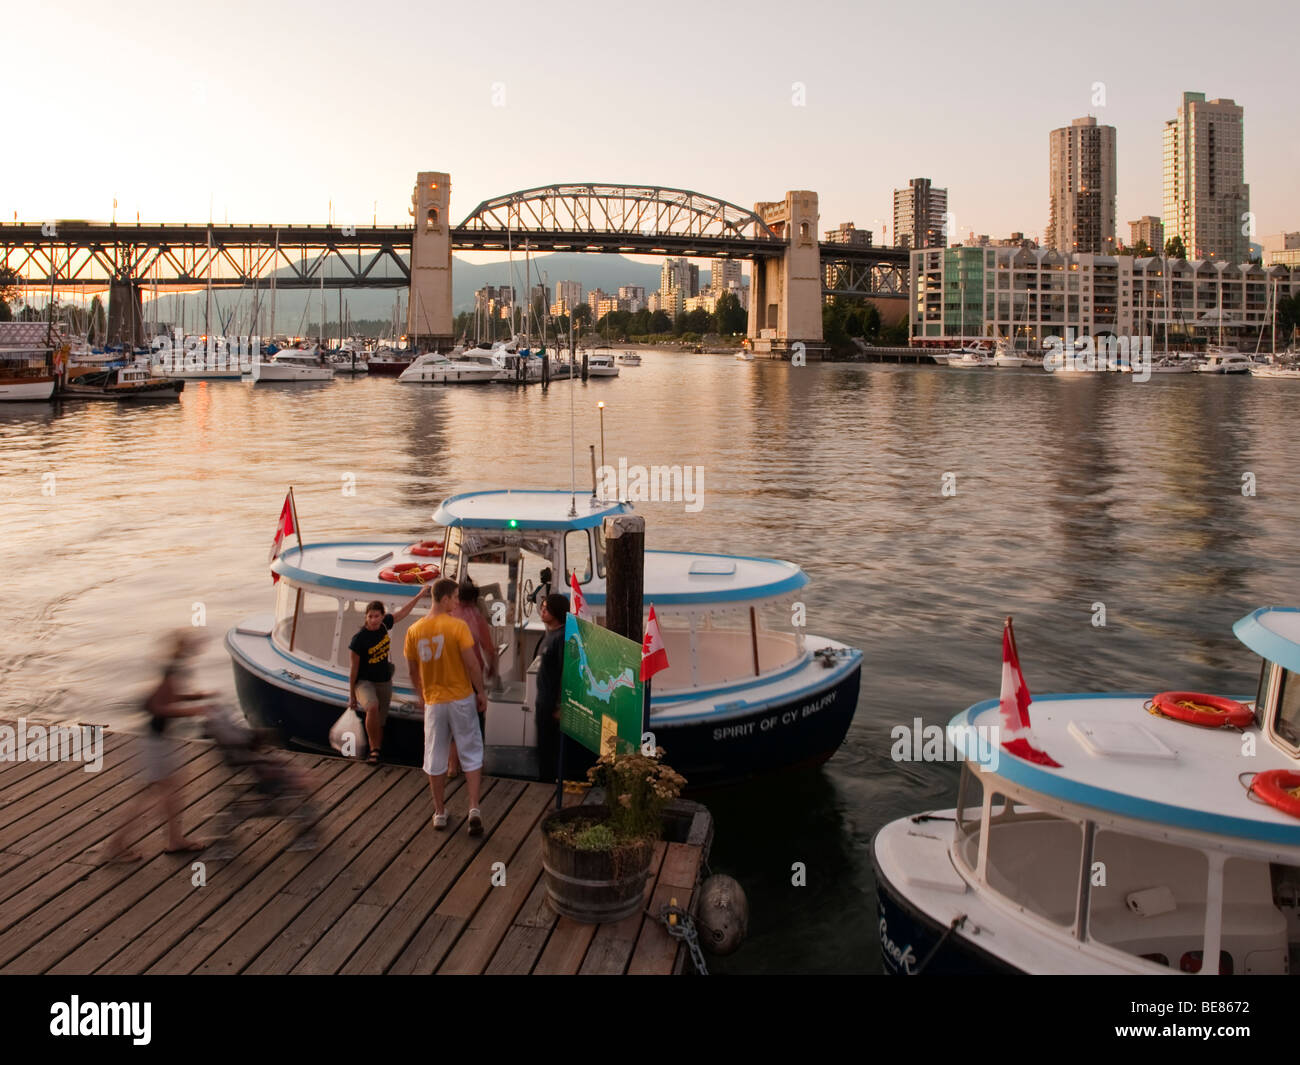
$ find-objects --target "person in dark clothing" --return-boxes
[348,585,429,765]
[533,592,570,782]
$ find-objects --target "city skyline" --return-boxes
[4,1,1297,249]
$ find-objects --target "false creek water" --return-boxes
[3,351,1298,972]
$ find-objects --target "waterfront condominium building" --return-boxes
[1162,92,1250,261]
[660,257,698,303]
[892,179,948,250]
[1128,216,1165,252]
[909,246,1298,349]
[1047,116,1117,254]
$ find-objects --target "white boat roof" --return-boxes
[433,488,632,531]
[270,539,808,607]
[1234,607,1300,675]
[952,692,1300,847]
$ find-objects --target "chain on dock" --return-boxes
[655,902,709,975]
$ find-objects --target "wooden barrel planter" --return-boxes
[540,806,655,924]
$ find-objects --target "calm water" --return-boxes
[3,353,1299,973]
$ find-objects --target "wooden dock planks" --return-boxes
[0,720,711,975]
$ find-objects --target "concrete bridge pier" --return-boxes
[747,190,828,360]
[107,280,145,348]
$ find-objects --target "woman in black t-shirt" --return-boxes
[348,586,429,764]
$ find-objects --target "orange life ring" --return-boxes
[409,540,444,557]
[1249,770,1300,820]
[379,563,440,584]
[1151,690,1253,729]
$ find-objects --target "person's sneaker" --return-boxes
[467,808,483,836]
[433,811,448,830]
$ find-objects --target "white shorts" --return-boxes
[423,694,483,776]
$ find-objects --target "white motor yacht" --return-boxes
[398,351,499,384]
[586,350,620,377]
[1195,350,1253,374]
[249,346,334,383]
[618,352,642,366]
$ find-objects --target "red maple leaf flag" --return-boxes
[269,489,299,583]
[569,570,591,619]
[641,603,669,682]
[998,616,1061,768]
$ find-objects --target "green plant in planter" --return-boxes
[587,746,687,842]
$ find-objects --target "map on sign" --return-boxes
[560,614,643,756]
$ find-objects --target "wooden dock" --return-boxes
[0,719,713,975]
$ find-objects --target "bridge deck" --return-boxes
[0,719,710,975]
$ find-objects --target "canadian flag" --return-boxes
[269,489,298,583]
[569,570,591,619]
[641,604,669,682]
[998,617,1060,767]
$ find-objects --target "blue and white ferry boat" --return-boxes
[226,489,862,787]
[874,608,1300,975]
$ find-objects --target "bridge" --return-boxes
[1,173,910,356]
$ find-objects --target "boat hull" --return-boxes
[872,850,1021,975]
[365,360,411,376]
[0,377,56,401]
[229,643,861,789]
[250,362,333,382]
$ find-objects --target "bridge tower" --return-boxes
[747,191,827,359]
[107,279,145,348]
[407,172,453,350]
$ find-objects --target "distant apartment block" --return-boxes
[618,285,647,312]
[1128,216,1165,252]
[822,222,872,247]
[893,179,948,250]
[1163,92,1250,261]
[710,259,742,292]
[910,246,1298,348]
[1261,233,1300,267]
[1048,116,1117,253]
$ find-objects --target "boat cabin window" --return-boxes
[1256,659,1274,729]
[1272,668,1300,750]
[272,579,299,647]
[293,591,342,666]
[565,529,593,584]
[593,525,607,578]
[982,794,1083,929]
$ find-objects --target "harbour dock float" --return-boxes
[0,719,713,975]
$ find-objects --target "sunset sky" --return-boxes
[5,0,1297,245]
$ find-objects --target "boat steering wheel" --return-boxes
[522,578,535,616]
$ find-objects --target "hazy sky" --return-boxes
[5,0,1298,244]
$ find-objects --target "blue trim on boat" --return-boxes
[433,488,632,530]
[227,623,857,721]
[1234,607,1300,676]
[949,694,1300,846]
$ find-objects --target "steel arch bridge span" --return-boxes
[453,184,784,256]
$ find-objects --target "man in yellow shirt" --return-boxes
[404,578,489,834]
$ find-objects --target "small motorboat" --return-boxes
[61,359,184,401]
[735,350,754,362]
[362,346,412,376]
[875,609,1300,975]
[1150,355,1197,374]
[226,489,862,787]
[990,339,1028,368]
[617,352,642,366]
[948,343,994,369]
[586,351,620,377]
[0,322,58,402]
